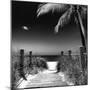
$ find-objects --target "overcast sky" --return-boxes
[12,1,87,55]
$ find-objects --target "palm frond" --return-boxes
[37,3,69,17]
[54,6,73,33]
[74,16,78,25]
[80,6,87,19]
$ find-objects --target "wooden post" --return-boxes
[29,51,32,68]
[68,50,72,57]
[61,51,64,56]
[56,51,64,73]
[29,51,32,60]
[19,49,27,80]
[20,49,24,66]
[80,47,86,72]
[68,50,72,61]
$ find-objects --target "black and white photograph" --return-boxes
[11,0,88,89]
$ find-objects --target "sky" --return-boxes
[11,1,87,55]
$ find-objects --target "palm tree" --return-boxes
[36,3,87,49]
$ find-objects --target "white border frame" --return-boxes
[0,0,89,90]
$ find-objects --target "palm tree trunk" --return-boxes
[75,10,86,51]
[75,9,87,73]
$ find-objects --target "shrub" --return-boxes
[29,57,48,74]
[56,55,87,85]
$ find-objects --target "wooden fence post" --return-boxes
[29,51,32,68]
[29,51,32,60]
[68,50,72,57]
[20,49,24,66]
[80,47,86,72]
[19,49,27,80]
[61,51,64,56]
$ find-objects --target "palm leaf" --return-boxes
[37,3,70,17]
[80,6,87,19]
[54,6,73,33]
